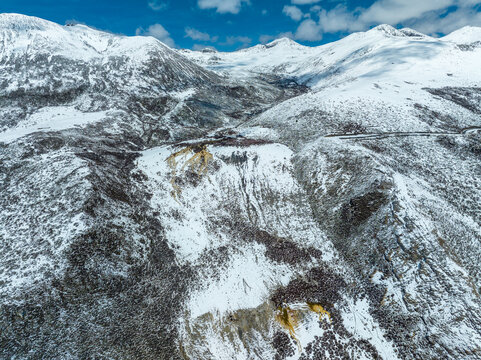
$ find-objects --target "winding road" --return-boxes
[325,126,481,140]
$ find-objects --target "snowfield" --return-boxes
[0,106,112,143]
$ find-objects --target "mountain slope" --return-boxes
[442,26,481,44]
[0,13,299,143]
[1,14,481,360]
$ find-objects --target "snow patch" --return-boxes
[342,297,400,359]
[0,106,110,143]
[188,244,293,318]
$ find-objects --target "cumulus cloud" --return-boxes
[358,0,455,25]
[316,6,361,33]
[135,24,175,47]
[294,0,481,40]
[295,19,323,40]
[185,28,219,42]
[221,35,252,48]
[148,0,168,11]
[283,5,304,21]
[197,0,249,14]
[406,5,481,35]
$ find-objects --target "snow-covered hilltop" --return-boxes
[0,13,177,59]
[442,25,481,44]
[0,13,220,99]
[1,14,480,360]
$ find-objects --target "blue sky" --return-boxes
[2,0,481,50]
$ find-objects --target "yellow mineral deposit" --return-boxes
[275,303,332,353]
[275,306,302,352]
[182,145,213,175]
[166,144,213,198]
[307,303,331,323]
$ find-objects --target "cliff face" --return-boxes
[1,14,481,359]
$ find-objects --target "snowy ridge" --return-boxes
[442,25,481,44]
[0,13,218,102]
[0,13,172,60]
[182,23,481,90]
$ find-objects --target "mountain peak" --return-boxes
[369,24,399,36]
[367,24,429,39]
[0,13,57,31]
[399,27,426,38]
[265,37,302,49]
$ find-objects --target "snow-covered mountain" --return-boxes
[1,14,480,360]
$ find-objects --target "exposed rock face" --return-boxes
[1,14,481,359]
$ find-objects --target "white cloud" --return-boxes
[148,0,167,11]
[300,0,481,38]
[222,35,252,48]
[295,19,323,41]
[283,5,304,21]
[185,28,219,42]
[407,5,481,35]
[197,0,249,14]
[292,0,321,4]
[135,24,175,47]
[358,0,455,25]
[317,6,361,33]
[259,34,275,43]
[225,35,252,44]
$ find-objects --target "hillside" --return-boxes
[1,14,480,360]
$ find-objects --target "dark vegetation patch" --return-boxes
[255,73,310,93]
[218,218,323,267]
[413,103,460,130]
[270,268,345,310]
[0,86,87,108]
[64,228,133,295]
[437,134,481,158]
[339,191,388,234]
[299,324,381,360]
[425,87,481,114]
[191,246,231,283]
[457,42,481,51]
[19,136,67,158]
[467,137,481,156]
[126,96,172,145]
[362,142,386,153]
[253,230,322,266]
[361,276,420,358]
[171,135,272,150]
[436,135,457,150]
[340,121,367,135]
[272,331,296,360]
[222,150,249,165]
